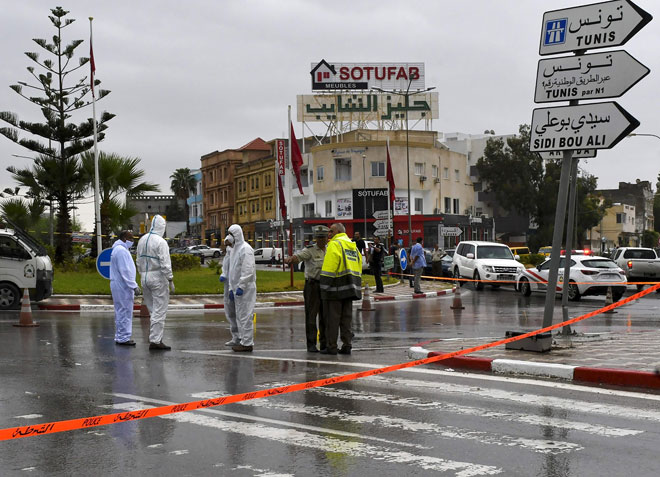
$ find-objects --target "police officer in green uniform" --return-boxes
[285,225,329,352]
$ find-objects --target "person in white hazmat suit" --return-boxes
[110,230,140,346]
[223,224,256,352]
[136,215,175,351]
[219,234,239,346]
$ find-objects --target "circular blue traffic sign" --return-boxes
[96,247,114,280]
[399,248,408,271]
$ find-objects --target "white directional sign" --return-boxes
[540,0,652,56]
[373,219,393,229]
[374,229,389,237]
[439,226,462,237]
[372,210,390,219]
[539,149,596,160]
[535,50,649,103]
[530,101,639,152]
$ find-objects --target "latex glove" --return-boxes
[219,275,226,282]
[236,287,243,297]
[134,287,141,297]
[169,281,175,293]
[229,290,234,301]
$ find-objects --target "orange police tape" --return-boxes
[2,282,659,442]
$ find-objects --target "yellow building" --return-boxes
[588,202,637,252]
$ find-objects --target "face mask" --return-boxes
[126,240,133,248]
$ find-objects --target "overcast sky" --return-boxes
[1,0,659,229]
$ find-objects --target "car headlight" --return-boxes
[482,265,494,273]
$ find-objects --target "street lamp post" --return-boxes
[372,81,435,246]
[362,153,367,237]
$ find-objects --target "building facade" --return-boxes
[588,202,637,252]
[598,181,655,243]
[127,194,183,235]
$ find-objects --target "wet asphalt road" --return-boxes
[1,288,660,476]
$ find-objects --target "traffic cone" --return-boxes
[14,288,38,327]
[359,283,374,311]
[603,286,616,314]
[450,284,465,310]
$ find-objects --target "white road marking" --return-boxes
[13,414,43,419]
[105,398,502,477]
[191,391,582,454]
[181,350,660,402]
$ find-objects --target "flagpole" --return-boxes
[287,105,294,287]
[386,137,392,249]
[89,18,102,255]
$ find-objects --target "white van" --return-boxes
[254,247,283,264]
[0,222,54,309]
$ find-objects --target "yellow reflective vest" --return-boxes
[320,232,362,301]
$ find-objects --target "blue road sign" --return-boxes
[96,247,113,279]
[399,248,408,271]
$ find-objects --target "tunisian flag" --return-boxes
[290,122,304,194]
[277,174,287,219]
[386,141,396,204]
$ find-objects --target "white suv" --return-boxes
[452,241,525,290]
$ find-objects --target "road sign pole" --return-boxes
[561,155,580,335]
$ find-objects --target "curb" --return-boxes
[408,346,660,390]
[37,287,456,312]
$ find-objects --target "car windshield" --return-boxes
[441,255,453,262]
[581,259,619,269]
[622,249,657,259]
[477,245,513,260]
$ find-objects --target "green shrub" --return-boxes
[205,259,222,275]
[170,253,201,271]
[519,253,545,267]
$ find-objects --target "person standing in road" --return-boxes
[136,215,175,351]
[410,237,427,294]
[284,225,329,352]
[431,244,444,277]
[320,223,362,355]
[225,224,256,352]
[369,236,385,293]
[353,231,366,256]
[219,234,238,347]
[110,230,140,346]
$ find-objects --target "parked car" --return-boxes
[439,253,454,277]
[187,244,223,258]
[538,246,552,257]
[443,248,456,258]
[509,246,531,259]
[170,246,189,254]
[516,255,627,301]
[611,247,660,291]
[452,241,525,290]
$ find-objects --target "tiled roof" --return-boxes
[237,138,271,151]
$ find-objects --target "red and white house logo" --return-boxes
[310,59,425,91]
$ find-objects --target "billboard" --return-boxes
[311,60,425,91]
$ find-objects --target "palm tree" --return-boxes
[170,168,196,234]
[80,151,159,249]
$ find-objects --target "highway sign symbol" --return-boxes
[539,149,597,159]
[96,247,113,280]
[535,50,649,103]
[439,226,463,237]
[372,210,390,219]
[539,0,652,56]
[530,101,639,152]
[399,248,408,271]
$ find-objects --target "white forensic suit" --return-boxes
[226,224,256,347]
[219,236,238,345]
[110,238,139,343]
[136,215,174,345]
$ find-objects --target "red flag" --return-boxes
[277,174,287,219]
[386,142,396,204]
[290,122,304,194]
[89,40,96,97]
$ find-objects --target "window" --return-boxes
[414,163,424,176]
[317,166,324,181]
[616,213,625,223]
[455,169,460,182]
[251,202,255,213]
[432,165,438,178]
[443,167,449,179]
[335,158,351,181]
[300,167,309,188]
[444,197,451,214]
[325,200,332,216]
[371,161,385,177]
[453,198,460,214]
[302,203,315,217]
[255,177,259,188]
[414,198,423,213]
[265,174,271,187]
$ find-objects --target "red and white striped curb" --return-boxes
[408,346,660,390]
[37,287,456,312]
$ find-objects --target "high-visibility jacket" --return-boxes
[320,232,362,301]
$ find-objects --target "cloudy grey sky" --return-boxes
[1,0,659,229]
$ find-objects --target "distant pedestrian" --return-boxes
[321,223,362,355]
[110,230,140,346]
[411,237,427,294]
[431,244,444,276]
[225,224,256,352]
[353,231,366,255]
[285,225,329,352]
[136,215,175,351]
[369,236,385,293]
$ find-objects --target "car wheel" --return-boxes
[567,281,581,301]
[0,283,21,310]
[473,271,484,291]
[213,251,220,258]
[520,278,532,297]
[613,290,624,302]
